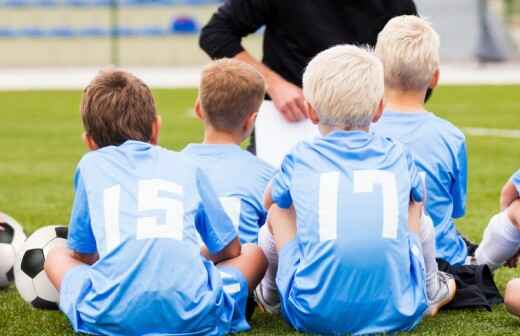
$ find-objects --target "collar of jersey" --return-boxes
[183,143,242,155]
[323,130,373,148]
[118,140,153,150]
[383,109,433,119]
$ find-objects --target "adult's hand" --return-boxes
[267,75,307,123]
[234,51,307,123]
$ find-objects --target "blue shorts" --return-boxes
[59,264,91,332]
[217,266,250,333]
[59,264,250,335]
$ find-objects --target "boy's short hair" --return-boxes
[81,69,156,148]
[303,45,384,129]
[375,15,440,91]
[199,59,265,132]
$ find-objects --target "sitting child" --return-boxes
[475,169,520,269]
[256,45,455,335]
[371,15,469,266]
[183,59,276,244]
[474,170,520,316]
[44,69,267,335]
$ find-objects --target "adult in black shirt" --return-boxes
[200,0,418,122]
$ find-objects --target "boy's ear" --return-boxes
[150,115,162,145]
[82,132,98,150]
[430,68,440,89]
[245,112,257,132]
[306,101,320,125]
[194,98,204,121]
[372,99,385,123]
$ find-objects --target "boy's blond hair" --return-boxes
[375,15,440,91]
[199,58,265,132]
[81,69,156,148]
[303,45,384,129]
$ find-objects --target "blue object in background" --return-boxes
[48,26,76,37]
[170,16,198,34]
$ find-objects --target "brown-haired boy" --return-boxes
[183,59,276,245]
[44,69,267,335]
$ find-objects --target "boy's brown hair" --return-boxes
[199,59,265,132]
[81,69,156,148]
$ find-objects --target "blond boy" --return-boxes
[256,45,454,335]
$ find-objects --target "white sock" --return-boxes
[420,214,440,301]
[257,224,280,305]
[475,211,520,271]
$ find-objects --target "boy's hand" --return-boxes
[500,179,519,210]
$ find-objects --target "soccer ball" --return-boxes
[0,212,26,288]
[15,225,68,310]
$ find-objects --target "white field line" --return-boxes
[0,63,520,90]
[462,127,520,138]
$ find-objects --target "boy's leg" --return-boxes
[256,205,297,312]
[505,278,520,317]
[44,246,86,290]
[475,200,520,271]
[217,244,268,293]
[419,214,457,315]
[419,214,440,299]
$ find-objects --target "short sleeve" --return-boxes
[512,169,520,194]
[194,169,238,254]
[271,153,295,208]
[406,149,425,203]
[450,141,468,218]
[68,169,97,254]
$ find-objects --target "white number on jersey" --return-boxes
[318,170,399,241]
[103,179,185,251]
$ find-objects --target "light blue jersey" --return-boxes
[513,169,520,194]
[61,141,249,336]
[182,144,276,244]
[271,130,428,335]
[371,110,468,265]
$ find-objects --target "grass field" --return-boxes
[1,86,520,335]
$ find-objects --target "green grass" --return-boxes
[1,86,520,335]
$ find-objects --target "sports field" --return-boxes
[1,86,520,335]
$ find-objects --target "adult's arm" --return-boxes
[199,0,306,122]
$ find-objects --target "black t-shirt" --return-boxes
[200,0,418,87]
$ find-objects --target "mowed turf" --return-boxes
[1,86,520,335]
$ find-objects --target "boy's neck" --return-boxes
[203,127,242,145]
[384,88,428,113]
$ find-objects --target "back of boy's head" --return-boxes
[199,59,265,132]
[81,69,156,148]
[303,45,384,129]
[375,15,440,91]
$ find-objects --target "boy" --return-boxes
[371,16,469,266]
[255,45,455,335]
[475,170,520,316]
[44,70,267,335]
[182,59,276,244]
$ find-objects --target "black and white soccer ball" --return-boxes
[0,212,27,288]
[15,225,68,310]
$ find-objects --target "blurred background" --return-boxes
[0,0,518,68]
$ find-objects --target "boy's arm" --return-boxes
[200,238,241,264]
[68,169,98,264]
[195,169,241,262]
[266,153,295,210]
[501,170,520,210]
[408,200,423,235]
